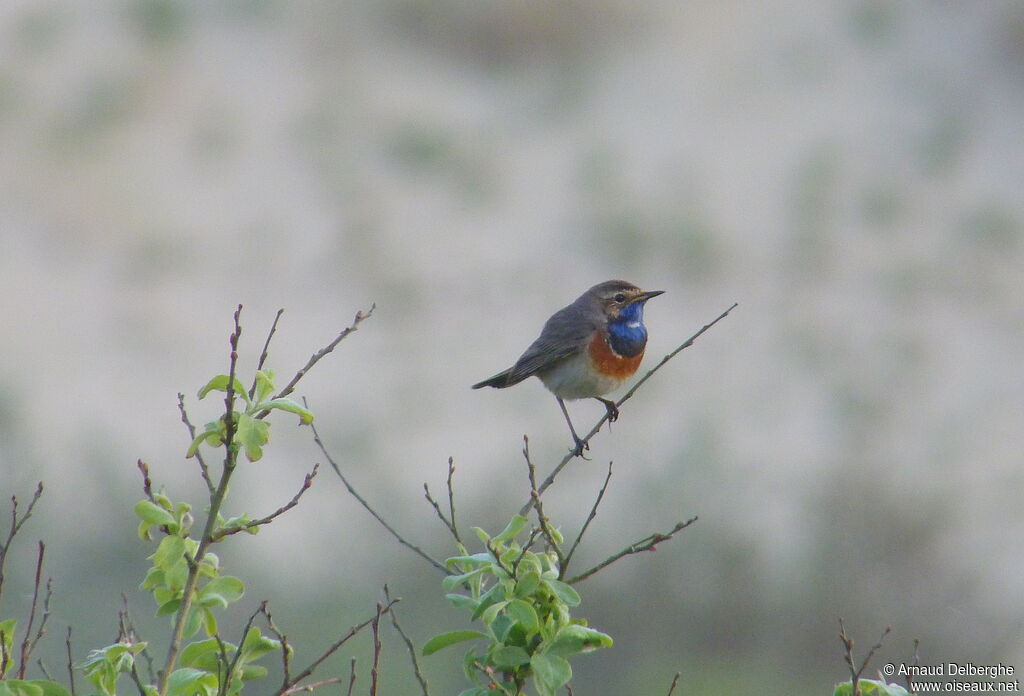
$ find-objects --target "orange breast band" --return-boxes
[588,331,644,380]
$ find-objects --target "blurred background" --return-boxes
[2,1,1023,694]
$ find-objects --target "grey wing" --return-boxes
[505,302,596,381]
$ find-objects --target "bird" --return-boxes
[472,280,664,456]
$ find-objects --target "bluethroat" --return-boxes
[473,280,664,456]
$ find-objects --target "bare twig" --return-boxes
[281,677,347,695]
[250,309,285,401]
[311,415,447,573]
[566,517,698,584]
[423,484,457,544]
[838,619,891,696]
[158,305,244,696]
[383,586,429,696]
[261,306,374,419]
[346,658,357,696]
[423,457,462,546]
[665,672,681,695]
[905,639,920,694]
[221,602,266,696]
[563,461,613,572]
[260,604,293,689]
[281,599,398,693]
[179,394,214,494]
[523,437,564,572]
[369,602,383,696]
[0,482,45,599]
[66,626,76,696]
[446,458,460,545]
[521,303,738,515]
[212,465,320,541]
[18,541,47,678]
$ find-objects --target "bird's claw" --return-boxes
[598,398,619,423]
[571,437,591,459]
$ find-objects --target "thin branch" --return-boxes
[423,457,462,546]
[563,461,613,573]
[260,604,293,689]
[281,599,398,693]
[280,677,347,696]
[18,541,46,678]
[158,305,244,696]
[311,414,447,573]
[521,303,738,515]
[905,639,920,694]
[0,482,44,599]
[423,484,457,544]
[212,465,320,541]
[838,619,891,696]
[222,602,265,695]
[260,306,374,419]
[369,602,383,696]
[66,626,76,696]
[383,586,429,696]
[446,458,460,545]
[27,577,53,662]
[250,309,285,401]
[346,659,357,696]
[523,437,564,572]
[566,516,698,584]
[179,394,214,494]
[665,672,681,696]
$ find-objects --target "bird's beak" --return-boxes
[635,289,665,303]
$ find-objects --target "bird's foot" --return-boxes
[597,397,619,423]
[571,437,591,459]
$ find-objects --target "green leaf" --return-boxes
[151,535,187,571]
[480,600,509,625]
[135,500,177,528]
[514,572,541,599]
[492,515,528,543]
[1,618,17,652]
[157,599,181,616]
[422,630,488,656]
[547,624,613,656]
[445,552,494,568]
[442,567,487,592]
[256,398,314,425]
[0,681,44,696]
[444,593,479,611]
[472,527,491,544]
[239,627,280,662]
[167,667,218,696]
[236,413,270,462]
[530,653,572,696]
[22,682,71,696]
[197,575,245,608]
[544,579,580,607]
[834,680,911,696]
[179,638,223,669]
[455,689,491,696]
[506,599,540,634]
[197,375,249,402]
[491,645,531,668]
[253,369,275,403]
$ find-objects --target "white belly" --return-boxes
[537,356,624,399]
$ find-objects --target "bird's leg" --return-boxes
[557,397,590,458]
[595,397,619,423]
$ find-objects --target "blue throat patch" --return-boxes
[607,301,648,358]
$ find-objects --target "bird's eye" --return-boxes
[613,293,627,303]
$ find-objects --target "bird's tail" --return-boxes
[471,369,519,389]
